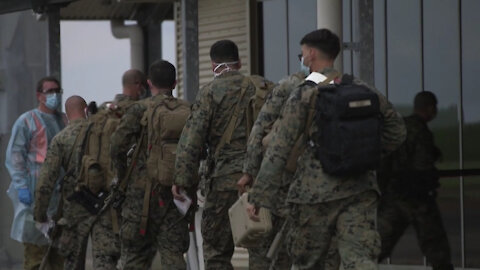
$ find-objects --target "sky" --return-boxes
[60,20,176,105]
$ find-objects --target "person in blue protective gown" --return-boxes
[5,76,66,270]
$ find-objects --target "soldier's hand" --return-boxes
[237,173,253,195]
[172,185,186,202]
[247,203,260,222]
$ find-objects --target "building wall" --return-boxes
[174,0,253,98]
[0,10,53,268]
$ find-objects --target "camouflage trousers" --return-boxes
[201,189,238,270]
[248,213,292,270]
[58,210,120,270]
[119,185,189,270]
[23,243,63,270]
[287,190,380,270]
[377,193,453,270]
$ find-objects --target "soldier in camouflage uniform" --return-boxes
[238,71,304,270]
[240,32,346,270]
[34,96,90,269]
[99,68,148,111]
[247,29,406,270]
[377,91,453,270]
[110,60,189,270]
[173,40,257,270]
[81,69,148,269]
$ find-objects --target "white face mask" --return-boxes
[213,61,239,78]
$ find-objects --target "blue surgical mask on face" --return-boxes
[45,93,61,110]
[300,57,311,77]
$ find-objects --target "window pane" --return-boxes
[383,0,423,264]
[423,0,462,266]
[461,0,480,267]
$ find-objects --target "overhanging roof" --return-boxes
[60,0,174,21]
[0,0,174,22]
[0,0,74,15]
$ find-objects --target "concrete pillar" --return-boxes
[181,0,199,103]
[317,0,343,72]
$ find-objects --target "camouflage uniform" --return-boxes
[377,114,453,270]
[249,72,406,270]
[245,70,344,270]
[34,118,90,269]
[111,94,189,270]
[86,93,138,269]
[175,71,257,270]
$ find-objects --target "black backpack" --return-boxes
[309,74,383,176]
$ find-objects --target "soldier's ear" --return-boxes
[237,58,242,70]
[147,79,154,89]
[172,80,177,90]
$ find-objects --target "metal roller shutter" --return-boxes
[175,0,252,98]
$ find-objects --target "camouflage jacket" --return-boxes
[243,71,307,177]
[175,71,257,191]
[111,94,161,185]
[249,74,406,207]
[34,118,89,224]
[99,94,136,110]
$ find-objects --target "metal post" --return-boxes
[357,0,374,86]
[181,0,199,103]
[46,6,61,80]
[317,0,343,72]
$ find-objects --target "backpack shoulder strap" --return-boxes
[214,76,251,158]
[304,71,340,137]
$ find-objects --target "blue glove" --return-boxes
[17,188,32,205]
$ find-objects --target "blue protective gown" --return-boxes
[5,108,65,245]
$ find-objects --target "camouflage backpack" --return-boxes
[142,96,191,186]
[245,75,276,136]
[77,102,132,195]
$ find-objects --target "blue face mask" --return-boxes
[300,56,310,77]
[45,93,61,110]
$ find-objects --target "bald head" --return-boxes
[122,69,147,100]
[65,95,87,121]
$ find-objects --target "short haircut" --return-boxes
[414,91,438,110]
[36,76,60,92]
[209,40,239,63]
[300,29,341,60]
[122,69,146,87]
[149,60,176,89]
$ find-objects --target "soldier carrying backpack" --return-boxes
[247,29,406,270]
[66,69,147,269]
[110,60,191,270]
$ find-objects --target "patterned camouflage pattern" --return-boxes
[287,191,380,270]
[34,118,92,269]
[243,72,304,270]
[249,72,405,269]
[175,71,256,190]
[174,71,258,270]
[110,93,189,270]
[249,73,406,208]
[23,243,63,270]
[247,214,291,270]
[119,186,189,270]
[245,70,344,270]
[35,116,122,269]
[35,118,90,224]
[243,71,305,179]
[99,94,137,110]
[201,188,238,270]
[377,114,452,270]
